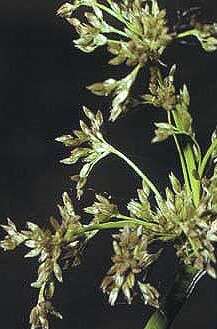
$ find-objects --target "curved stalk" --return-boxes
[110,146,162,199]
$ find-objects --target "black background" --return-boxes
[0,0,217,328]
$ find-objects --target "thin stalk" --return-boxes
[184,144,200,206]
[116,214,158,226]
[116,214,163,234]
[168,112,191,196]
[96,3,127,25]
[176,29,197,39]
[65,219,152,241]
[172,111,200,207]
[108,26,129,38]
[110,146,162,199]
[199,139,217,177]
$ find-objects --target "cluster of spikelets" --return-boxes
[1,1,217,329]
[1,192,82,329]
[2,106,217,329]
[57,0,217,122]
[101,226,161,307]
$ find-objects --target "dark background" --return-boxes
[0,0,217,328]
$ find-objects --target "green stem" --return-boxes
[116,214,158,226]
[115,214,169,236]
[108,26,128,38]
[175,137,192,196]
[144,311,168,329]
[65,219,152,242]
[199,139,217,177]
[96,3,127,25]
[168,112,191,196]
[176,29,197,39]
[110,146,162,199]
[144,265,204,329]
[172,111,200,207]
[184,144,200,206]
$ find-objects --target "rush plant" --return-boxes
[1,1,217,329]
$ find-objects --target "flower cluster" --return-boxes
[57,0,173,121]
[143,66,193,142]
[56,107,111,198]
[2,1,217,329]
[1,193,84,329]
[101,226,160,307]
[87,65,140,121]
[188,21,217,52]
[143,66,177,112]
[84,194,119,224]
[105,0,172,66]
[154,174,217,278]
[57,0,172,64]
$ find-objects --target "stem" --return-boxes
[184,144,200,206]
[175,137,192,196]
[176,29,197,39]
[110,146,162,199]
[65,219,153,242]
[172,111,200,207]
[144,265,204,329]
[116,214,162,234]
[168,112,191,196]
[96,3,127,25]
[144,311,168,329]
[108,26,128,38]
[199,139,217,177]
[65,217,176,242]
